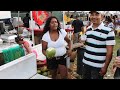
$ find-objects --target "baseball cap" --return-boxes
[89,11,104,14]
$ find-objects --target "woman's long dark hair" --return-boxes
[43,16,61,34]
[15,36,24,43]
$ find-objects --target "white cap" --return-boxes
[89,11,105,15]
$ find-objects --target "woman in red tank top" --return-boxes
[15,36,38,57]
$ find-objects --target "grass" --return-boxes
[105,35,120,79]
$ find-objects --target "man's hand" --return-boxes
[99,66,107,76]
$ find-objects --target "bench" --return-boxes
[0,53,50,79]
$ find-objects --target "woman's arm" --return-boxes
[42,40,48,56]
[112,56,120,73]
[64,35,71,50]
[64,35,72,56]
[23,42,32,54]
[114,56,120,68]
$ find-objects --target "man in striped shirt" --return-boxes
[81,11,116,79]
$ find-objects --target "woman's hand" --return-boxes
[111,56,120,74]
[114,56,120,68]
[67,49,72,57]
[112,64,117,74]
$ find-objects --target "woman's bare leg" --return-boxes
[58,64,68,79]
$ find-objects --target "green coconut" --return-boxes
[37,70,41,74]
[42,72,48,76]
[46,47,56,59]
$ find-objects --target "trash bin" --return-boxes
[77,47,85,75]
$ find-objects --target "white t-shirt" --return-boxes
[42,29,67,57]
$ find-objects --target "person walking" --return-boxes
[72,15,84,44]
[23,13,30,28]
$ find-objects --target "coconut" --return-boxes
[46,47,56,59]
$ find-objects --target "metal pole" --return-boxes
[63,11,65,29]
[30,11,35,46]
[17,11,20,36]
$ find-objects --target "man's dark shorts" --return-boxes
[82,63,103,79]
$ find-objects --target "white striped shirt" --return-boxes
[81,22,116,68]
